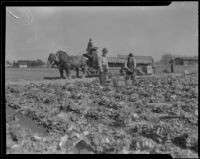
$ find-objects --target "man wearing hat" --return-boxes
[124,53,137,86]
[86,38,93,54]
[98,48,109,85]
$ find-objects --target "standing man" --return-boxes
[170,57,174,73]
[86,38,93,54]
[152,63,156,75]
[98,48,109,85]
[85,46,99,75]
[84,39,94,69]
[124,53,137,86]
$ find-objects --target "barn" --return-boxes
[107,55,154,74]
[174,57,198,65]
[116,55,154,66]
[107,55,154,67]
[17,60,29,68]
[107,57,120,67]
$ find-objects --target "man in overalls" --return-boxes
[124,53,137,86]
[98,48,109,85]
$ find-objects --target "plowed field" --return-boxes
[6,73,198,157]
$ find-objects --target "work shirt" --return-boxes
[124,56,137,70]
[98,55,109,71]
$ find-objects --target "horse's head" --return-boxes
[47,53,57,67]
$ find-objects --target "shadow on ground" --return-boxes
[85,75,99,78]
[43,77,65,80]
[43,74,100,80]
[43,76,87,80]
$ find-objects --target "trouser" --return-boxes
[171,64,174,73]
[99,65,108,85]
[125,69,136,85]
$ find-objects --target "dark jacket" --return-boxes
[124,57,137,71]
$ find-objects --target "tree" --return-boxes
[6,61,11,65]
[30,61,37,67]
[13,60,18,67]
[193,55,198,58]
[36,59,45,66]
[160,53,173,65]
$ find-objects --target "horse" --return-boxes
[47,50,87,79]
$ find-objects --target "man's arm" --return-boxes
[98,56,102,71]
[133,57,137,68]
[124,59,128,69]
[105,57,109,70]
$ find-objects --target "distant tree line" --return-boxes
[12,61,18,67]
[30,59,46,67]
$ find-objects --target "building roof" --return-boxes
[18,61,28,65]
[107,55,154,64]
[175,57,198,61]
[107,57,118,63]
[116,58,153,64]
[18,60,31,62]
[116,58,125,63]
[17,60,35,64]
[117,55,153,60]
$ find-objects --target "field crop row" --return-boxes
[6,74,198,157]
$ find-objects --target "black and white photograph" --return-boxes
[5,2,198,157]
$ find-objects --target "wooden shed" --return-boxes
[107,55,154,67]
[17,60,34,68]
[117,55,154,65]
[107,55,154,74]
[17,60,29,68]
[107,57,121,67]
[174,57,198,65]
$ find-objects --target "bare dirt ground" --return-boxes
[5,70,198,157]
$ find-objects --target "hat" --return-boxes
[91,47,98,51]
[102,48,108,53]
[128,53,133,57]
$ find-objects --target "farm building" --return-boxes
[18,61,28,68]
[17,60,33,68]
[117,55,154,65]
[174,57,198,65]
[107,55,154,67]
[107,55,154,75]
[107,57,119,67]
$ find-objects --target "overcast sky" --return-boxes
[6,2,198,62]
